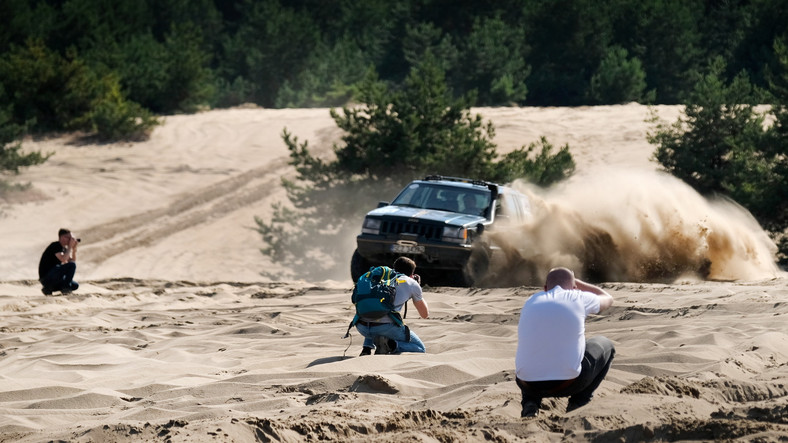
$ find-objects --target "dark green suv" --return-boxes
[351,176,533,286]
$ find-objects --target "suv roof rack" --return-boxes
[422,175,496,187]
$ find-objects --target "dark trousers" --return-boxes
[40,262,78,293]
[517,336,615,408]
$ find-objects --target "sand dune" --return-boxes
[2,104,788,442]
[3,278,788,441]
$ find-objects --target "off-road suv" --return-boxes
[350,176,533,286]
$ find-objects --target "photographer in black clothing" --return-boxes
[38,228,80,295]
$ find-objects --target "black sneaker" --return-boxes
[41,287,53,295]
[59,281,78,295]
[373,336,396,355]
[566,396,592,413]
[359,346,373,356]
[521,400,541,418]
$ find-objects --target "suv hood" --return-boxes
[368,205,487,226]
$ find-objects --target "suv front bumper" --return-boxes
[357,235,473,270]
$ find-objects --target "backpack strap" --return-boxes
[344,313,359,338]
[380,266,392,285]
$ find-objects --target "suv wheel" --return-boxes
[350,249,371,282]
[456,244,490,286]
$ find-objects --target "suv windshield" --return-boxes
[391,183,491,217]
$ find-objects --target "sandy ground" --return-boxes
[2,104,787,442]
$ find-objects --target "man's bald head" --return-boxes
[544,267,575,290]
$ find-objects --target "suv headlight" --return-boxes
[361,217,381,235]
[442,226,467,244]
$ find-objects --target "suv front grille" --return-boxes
[381,220,441,241]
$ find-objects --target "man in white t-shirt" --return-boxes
[515,267,615,417]
[356,257,430,355]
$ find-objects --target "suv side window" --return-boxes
[518,194,532,218]
[496,193,517,222]
[495,191,532,223]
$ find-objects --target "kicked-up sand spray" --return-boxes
[484,169,779,285]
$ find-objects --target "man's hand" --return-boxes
[67,234,78,262]
[412,274,421,284]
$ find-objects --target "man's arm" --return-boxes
[413,299,429,319]
[69,237,77,262]
[56,238,78,264]
[406,275,429,318]
[56,250,70,264]
[575,279,613,312]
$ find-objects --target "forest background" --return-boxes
[3,0,786,122]
[1,0,787,266]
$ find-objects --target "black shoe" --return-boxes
[566,396,592,413]
[521,400,541,418]
[59,281,78,295]
[359,346,373,356]
[41,287,53,295]
[373,336,396,355]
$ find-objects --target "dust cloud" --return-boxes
[485,169,779,285]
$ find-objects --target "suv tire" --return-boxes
[350,249,371,282]
[456,244,490,286]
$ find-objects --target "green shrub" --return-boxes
[650,57,766,195]
[0,38,157,141]
[113,24,214,113]
[590,46,654,104]
[274,38,368,108]
[228,0,320,107]
[0,92,48,186]
[458,16,529,105]
[0,120,48,174]
[759,35,788,263]
[402,22,459,75]
[212,76,256,108]
[329,61,499,181]
[497,137,575,186]
[77,74,160,141]
[0,39,95,131]
[649,56,787,263]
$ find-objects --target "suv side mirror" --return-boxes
[377,201,390,208]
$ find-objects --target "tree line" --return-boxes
[1,0,786,138]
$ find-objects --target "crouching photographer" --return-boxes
[38,228,81,295]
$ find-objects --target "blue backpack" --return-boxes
[344,266,404,337]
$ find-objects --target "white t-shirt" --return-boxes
[515,286,600,381]
[367,275,422,324]
[393,275,422,311]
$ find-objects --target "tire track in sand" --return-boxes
[80,157,289,266]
